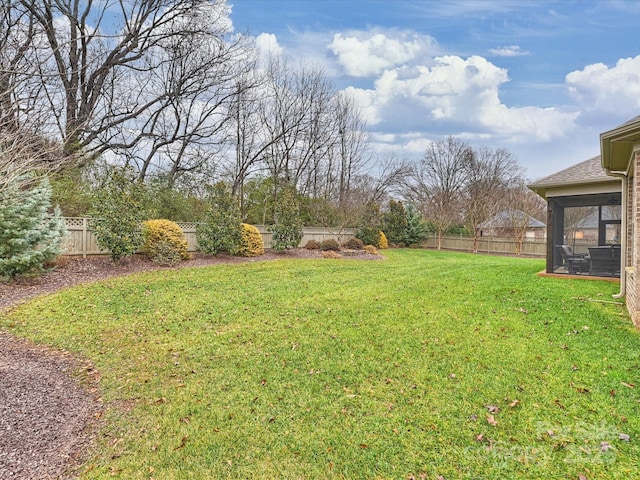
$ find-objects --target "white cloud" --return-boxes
[329,30,436,77]
[346,54,578,141]
[371,132,396,143]
[403,137,434,153]
[255,32,283,58]
[489,45,530,57]
[343,86,381,124]
[566,55,640,116]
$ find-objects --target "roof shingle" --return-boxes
[529,155,610,189]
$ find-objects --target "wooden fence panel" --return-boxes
[425,235,545,257]
[61,219,544,258]
[61,218,355,256]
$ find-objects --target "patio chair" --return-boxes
[558,245,589,274]
[588,246,621,277]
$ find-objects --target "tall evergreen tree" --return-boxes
[404,203,429,246]
[0,177,67,278]
[383,200,409,245]
[196,182,242,255]
[356,201,384,247]
[90,166,149,262]
[269,188,304,252]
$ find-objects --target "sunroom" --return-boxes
[529,156,622,278]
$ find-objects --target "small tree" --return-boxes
[383,200,409,245]
[196,182,242,255]
[90,166,148,262]
[269,189,303,252]
[0,176,67,278]
[404,203,429,246]
[356,201,383,246]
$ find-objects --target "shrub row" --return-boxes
[304,232,387,253]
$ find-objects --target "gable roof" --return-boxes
[478,210,545,229]
[530,156,609,189]
[528,155,621,199]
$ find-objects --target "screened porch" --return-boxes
[548,193,621,277]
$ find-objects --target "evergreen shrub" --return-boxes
[342,237,364,250]
[142,219,190,265]
[304,239,320,250]
[196,183,242,256]
[232,223,264,257]
[378,231,389,249]
[0,177,67,278]
[319,239,340,251]
[90,166,148,262]
[269,189,303,252]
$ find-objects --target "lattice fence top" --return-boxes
[176,222,197,230]
[64,217,86,228]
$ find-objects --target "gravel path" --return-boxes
[0,334,100,480]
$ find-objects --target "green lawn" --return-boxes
[2,249,640,479]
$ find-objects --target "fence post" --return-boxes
[82,217,87,258]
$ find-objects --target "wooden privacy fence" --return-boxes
[424,235,546,257]
[61,218,355,257]
[61,219,544,258]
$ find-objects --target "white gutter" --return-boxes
[604,169,629,299]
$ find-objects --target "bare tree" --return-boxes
[0,1,64,192]
[502,183,547,254]
[463,147,522,252]
[17,0,245,168]
[404,136,472,249]
[106,12,253,184]
[329,92,369,208]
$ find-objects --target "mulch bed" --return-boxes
[0,249,381,479]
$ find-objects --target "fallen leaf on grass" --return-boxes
[486,414,498,426]
[600,441,613,452]
[173,435,188,451]
[485,405,500,414]
[619,433,631,441]
[621,382,635,388]
[508,399,520,408]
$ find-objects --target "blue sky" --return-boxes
[228,0,640,180]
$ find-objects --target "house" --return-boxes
[477,210,546,239]
[600,116,640,327]
[529,115,640,327]
[529,155,622,276]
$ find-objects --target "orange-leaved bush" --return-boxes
[232,223,264,257]
[378,231,389,249]
[142,219,190,265]
[364,244,378,255]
